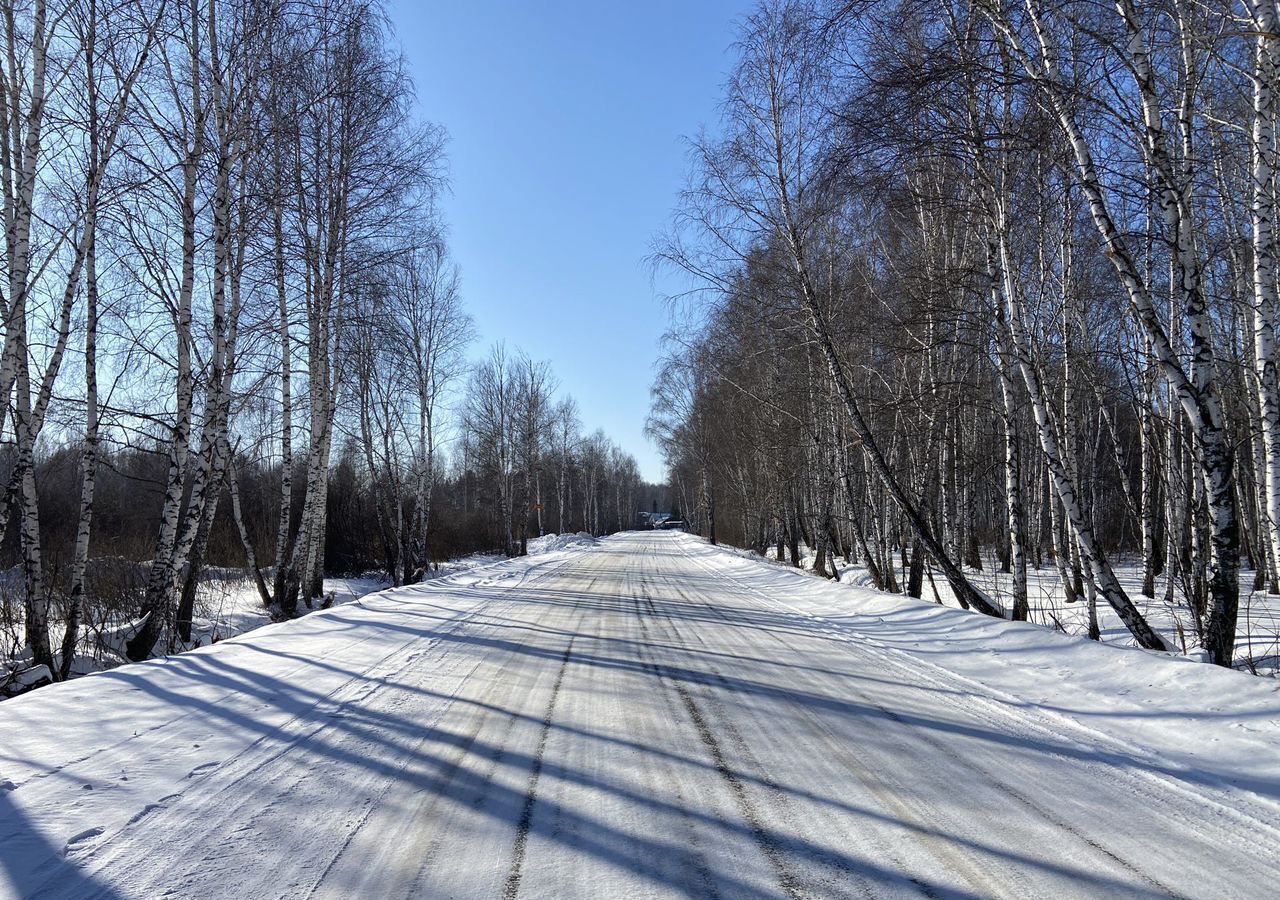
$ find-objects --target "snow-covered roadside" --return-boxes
[680,533,1280,812]
[0,531,605,898]
[753,541,1280,675]
[1,533,601,697]
[165,532,601,650]
[193,531,600,641]
[182,573,389,646]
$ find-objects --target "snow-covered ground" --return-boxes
[1,530,1277,898]
[764,544,1280,676]
[0,533,602,694]
[181,572,388,646]
[0,568,394,693]
[186,530,602,649]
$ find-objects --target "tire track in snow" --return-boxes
[670,675,806,900]
[630,573,810,899]
[398,564,599,898]
[627,590,725,900]
[657,575,1015,899]
[292,554,601,899]
[638,583,905,900]
[673,539,1185,898]
[70,550,586,899]
[501,635,576,900]
[645,587,930,900]
[302,641,513,898]
[215,551,602,899]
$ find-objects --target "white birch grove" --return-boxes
[652,0,1280,669]
[0,0,160,674]
[0,0,660,695]
[0,0,463,689]
[461,346,642,557]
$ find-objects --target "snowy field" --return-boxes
[1,531,1277,898]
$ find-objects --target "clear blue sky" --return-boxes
[387,1,752,483]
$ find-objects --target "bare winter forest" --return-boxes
[7,0,1280,692]
[650,0,1280,673]
[6,1,1280,897]
[0,0,650,693]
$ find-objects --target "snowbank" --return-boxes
[674,532,1280,811]
[754,540,1280,675]
[527,531,599,555]
[0,535,604,699]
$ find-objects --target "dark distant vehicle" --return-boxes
[637,511,685,530]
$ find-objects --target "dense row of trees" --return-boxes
[0,0,645,692]
[460,345,650,558]
[651,0,1280,667]
[0,0,440,680]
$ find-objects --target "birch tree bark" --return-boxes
[991,252,1029,621]
[993,213,1170,650]
[979,0,1239,662]
[1249,0,1280,596]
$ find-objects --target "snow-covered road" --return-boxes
[3,532,1280,899]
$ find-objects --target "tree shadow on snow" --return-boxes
[0,785,126,900]
[76,575,1188,900]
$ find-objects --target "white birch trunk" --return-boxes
[1251,0,1280,598]
[991,250,1029,620]
[128,61,201,659]
[984,0,1238,662]
[995,224,1170,650]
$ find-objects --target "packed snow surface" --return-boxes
[2,531,1279,898]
